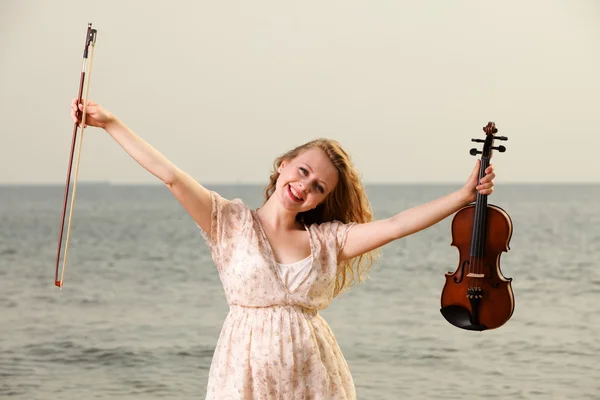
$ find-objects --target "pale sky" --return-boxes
[1,0,599,184]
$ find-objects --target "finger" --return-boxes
[78,103,95,115]
[73,99,84,113]
[480,172,496,183]
[478,187,494,195]
[477,182,494,191]
[471,160,481,178]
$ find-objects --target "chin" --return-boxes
[276,184,311,212]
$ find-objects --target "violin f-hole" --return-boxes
[451,260,469,284]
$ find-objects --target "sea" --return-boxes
[1,183,599,399]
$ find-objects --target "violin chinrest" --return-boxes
[440,306,488,331]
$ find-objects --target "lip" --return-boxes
[287,184,304,203]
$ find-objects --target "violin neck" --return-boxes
[470,156,490,258]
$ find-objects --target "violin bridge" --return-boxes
[466,273,485,278]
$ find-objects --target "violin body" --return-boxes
[440,122,515,331]
[441,203,514,331]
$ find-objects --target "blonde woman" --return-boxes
[71,99,495,399]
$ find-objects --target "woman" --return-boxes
[71,99,495,399]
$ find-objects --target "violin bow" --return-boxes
[55,23,98,289]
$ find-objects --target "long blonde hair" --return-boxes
[263,138,378,297]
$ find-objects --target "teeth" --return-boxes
[290,185,303,201]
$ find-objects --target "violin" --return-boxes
[440,122,514,331]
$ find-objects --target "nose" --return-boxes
[299,179,313,195]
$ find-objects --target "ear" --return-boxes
[278,161,288,173]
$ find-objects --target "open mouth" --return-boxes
[287,184,304,202]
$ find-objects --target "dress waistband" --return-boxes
[229,304,318,316]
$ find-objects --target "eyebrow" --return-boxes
[302,163,329,191]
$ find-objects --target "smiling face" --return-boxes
[275,147,340,213]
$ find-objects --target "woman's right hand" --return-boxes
[70,98,114,129]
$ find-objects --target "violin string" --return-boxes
[476,190,481,290]
[478,162,484,291]
[481,158,488,291]
[474,176,482,294]
[473,159,485,294]
[476,190,481,291]
[59,38,96,287]
[468,205,473,297]
[473,196,477,293]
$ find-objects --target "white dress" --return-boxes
[198,191,357,399]
[276,255,313,293]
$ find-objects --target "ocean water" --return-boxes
[1,183,599,399]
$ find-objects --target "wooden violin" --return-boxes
[440,122,514,331]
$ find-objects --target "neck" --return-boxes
[469,156,490,257]
[258,195,303,231]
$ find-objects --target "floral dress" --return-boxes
[198,191,357,399]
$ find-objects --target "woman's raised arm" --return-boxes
[71,99,214,233]
[339,160,495,262]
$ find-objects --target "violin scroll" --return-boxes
[469,122,508,158]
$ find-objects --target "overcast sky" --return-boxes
[1,0,599,184]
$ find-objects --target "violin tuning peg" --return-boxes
[470,148,482,156]
[471,138,485,143]
[494,136,508,141]
[492,145,506,152]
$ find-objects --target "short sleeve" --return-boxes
[313,220,357,260]
[331,220,356,255]
[196,191,247,262]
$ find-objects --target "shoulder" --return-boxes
[209,190,248,215]
[308,220,357,248]
[206,190,253,233]
[309,219,356,232]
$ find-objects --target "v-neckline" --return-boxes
[252,209,314,295]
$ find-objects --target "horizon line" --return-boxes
[1,181,599,186]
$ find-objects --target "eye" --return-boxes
[314,183,324,194]
[299,167,308,176]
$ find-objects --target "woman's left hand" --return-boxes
[463,160,495,203]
